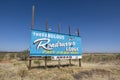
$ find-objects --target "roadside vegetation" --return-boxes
[0,52,120,80]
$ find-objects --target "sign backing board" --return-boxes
[30,29,82,57]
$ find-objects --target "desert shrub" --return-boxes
[82,54,94,62]
[82,53,119,63]
[18,69,28,78]
[46,56,51,61]
[0,53,6,61]
[116,54,120,59]
[16,53,21,58]
[34,60,41,67]
[9,53,15,60]
[19,50,29,61]
[13,62,21,66]
[73,69,112,80]
[34,60,40,64]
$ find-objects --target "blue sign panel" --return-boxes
[30,29,82,56]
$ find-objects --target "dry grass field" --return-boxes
[0,52,120,80]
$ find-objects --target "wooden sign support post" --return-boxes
[77,28,81,67]
[28,57,32,69]
[68,26,72,66]
[45,57,47,69]
[58,22,61,68]
[28,5,35,70]
[79,59,81,67]
[44,20,48,69]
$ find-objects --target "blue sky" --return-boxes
[0,0,120,52]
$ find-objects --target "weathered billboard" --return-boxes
[30,29,82,57]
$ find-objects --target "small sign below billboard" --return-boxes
[51,56,82,60]
[30,29,82,57]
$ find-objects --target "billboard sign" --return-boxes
[30,29,82,57]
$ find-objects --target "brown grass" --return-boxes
[0,52,120,80]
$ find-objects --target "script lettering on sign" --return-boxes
[33,38,52,50]
[33,38,79,52]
